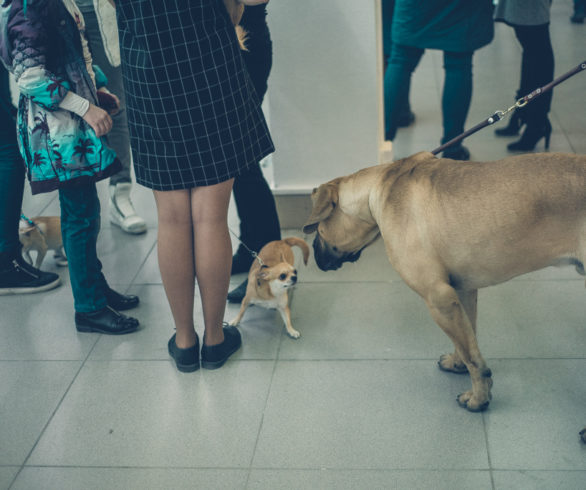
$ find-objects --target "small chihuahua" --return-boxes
[19,216,67,268]
[229,237,310,338]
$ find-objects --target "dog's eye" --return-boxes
[279,273,287,280]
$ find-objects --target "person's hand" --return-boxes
[97,89,121,115]
[240,0,269,5]
[82,103,113,137]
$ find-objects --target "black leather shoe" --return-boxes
[75,306,139,335]
[168,333,200,372]
[201,325,242,370]
[227,279,248,303]
[105,286,139,311]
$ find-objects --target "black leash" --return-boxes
[431,60,586,155]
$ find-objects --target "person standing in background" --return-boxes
[227,1,282,303]
[381,0,414,138]
[383,0,494,160]
[494,0,554,152]
[0,62,61,295]
[75,0,147,234]
[1,0,140,334]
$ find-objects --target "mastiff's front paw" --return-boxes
[438,353,469,374]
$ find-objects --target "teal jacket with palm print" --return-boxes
[0,0,120,194]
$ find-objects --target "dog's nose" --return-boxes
[291,275,297,283]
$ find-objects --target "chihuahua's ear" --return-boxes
[256,265,270,282]
[302,182,339,234]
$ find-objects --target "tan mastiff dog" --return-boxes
[302,151,586,441]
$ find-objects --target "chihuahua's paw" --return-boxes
[287,329,301,339]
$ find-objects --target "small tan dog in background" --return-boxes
[229,237,310,339]
[19,216,67,268]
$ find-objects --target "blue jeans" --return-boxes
[59,183,108,312]
[384,44,473,145]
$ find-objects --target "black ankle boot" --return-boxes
[495,110,523,137]
[507,118,552,152]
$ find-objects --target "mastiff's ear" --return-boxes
[302,183,338,234]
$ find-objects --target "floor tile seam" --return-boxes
[16,464,250,472]
[122,238,158,294]
[244,329,286,486]
[481,413,496,490]
[0,359,90,363]
[248,464,494,471]
[300,279,403,284]
[13,345,97,488]
[488,466,586,472]
[12,464,505,472]
[509,277,584,282]
[37,195,59,216]
[3,356,584,363]
[489,468,586,473]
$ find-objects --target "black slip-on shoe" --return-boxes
[227,279,248,303]
[168,333,200,372]
[201,325,242,370]
[105,286,139,311]
[75,306,139,335]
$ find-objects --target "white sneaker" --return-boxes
[109,183,147,234]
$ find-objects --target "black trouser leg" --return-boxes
[514,23,554,125]
[234,7,280,253]
[233,162,281,252]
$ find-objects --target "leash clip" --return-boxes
[251,251,265,267]
[515,97,528,109]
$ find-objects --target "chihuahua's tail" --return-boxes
[283,237,311,265]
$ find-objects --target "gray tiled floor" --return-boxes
[2,2,586,489]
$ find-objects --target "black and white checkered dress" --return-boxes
[115,0,274,190]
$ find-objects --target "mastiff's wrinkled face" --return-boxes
[302,180,380,271]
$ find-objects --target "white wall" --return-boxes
[265,0,382,194]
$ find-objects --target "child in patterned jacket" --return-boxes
[0,0,140,334]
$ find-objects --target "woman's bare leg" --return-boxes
[190,179,234,346]
[153,189,197,349]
